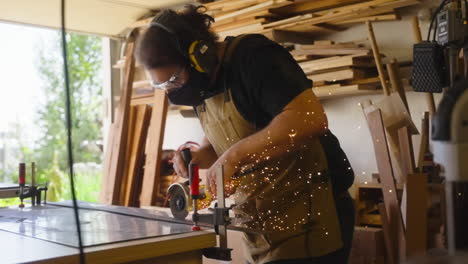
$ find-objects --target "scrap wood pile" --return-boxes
[205,0,418,40]
[294,40,382,98]
[204,0,419,98]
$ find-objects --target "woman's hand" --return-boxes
[205,154,238,197]
[173,139,218,178]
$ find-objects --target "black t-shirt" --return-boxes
[218,34,311,128]
[208,34,354,193]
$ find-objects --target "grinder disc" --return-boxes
[169,185,189,220]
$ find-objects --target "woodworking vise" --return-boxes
[0,163,48,207]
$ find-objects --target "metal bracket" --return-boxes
[202,247,233,261]
[198,164,233,261]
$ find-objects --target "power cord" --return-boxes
[427,0,449,41]
[60,0,86,263]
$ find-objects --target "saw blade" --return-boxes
[169,185,189,220]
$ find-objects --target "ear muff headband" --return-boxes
[150,21,176,34]
[189,41,205,72]
[150,19,206,71]
[149,21,187,60]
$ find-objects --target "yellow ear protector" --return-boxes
[189,41,207,72]
[150,20,217,73]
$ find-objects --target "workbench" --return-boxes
[0,201,216,264]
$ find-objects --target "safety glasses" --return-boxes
[150,67,186,91]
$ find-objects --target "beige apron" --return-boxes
[196,89,342,264]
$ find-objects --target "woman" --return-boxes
[136,5,355,264]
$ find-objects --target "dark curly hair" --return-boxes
[136,5,218,69]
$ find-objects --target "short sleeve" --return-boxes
[237,37,311,120]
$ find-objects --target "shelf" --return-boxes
[314,85,383,100]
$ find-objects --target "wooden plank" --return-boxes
[216,17,267,30]
[133,80,151,89]
[299,55,374,73]
[297,42,362,49]
[348,76,381,85]
[350,226,386,264]
[262,27,334,44]
[417,112,430,172]
[214,0,290,23]
[366,109,406,262]
[387,58,409,111]
[262,14,314,29]
[314,84,378,91]
[294,46,370,56]
[313,83,342,89]
[237,8,276,21]
[1,227,215,264]
[274,0,419,31]
[120,105,137,205]
[217,23,265,39]
[378,203,396,264]
[314,40,334,45]
[398,126,416,178]
[308,68,367,82]
[205,0,263,10]
[315,0,415,16]
[270,21,343,34]
[367,21,390,95]
[101,34,137,205]
[405,173,428,257]
[270,0,366,15]
[124,105,152,207]
[213,18,266,32]
[313,84,382,99]
[216,0,267,12]
[140,89,169,206]
[131,92,155,106]
[332,13,399,25]
[292,54,310,62]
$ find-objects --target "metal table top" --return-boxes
[0,202,194,248]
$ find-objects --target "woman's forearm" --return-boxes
[223,89,328,169]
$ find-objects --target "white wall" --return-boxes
[321,3,442,185]
[163,110,205,150]
[162,2,443,186]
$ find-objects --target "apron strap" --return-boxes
[201,34,252,110]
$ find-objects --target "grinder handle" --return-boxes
[180,148,192,168]
[189,164,200,198]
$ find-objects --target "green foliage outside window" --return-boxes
[1,32,104,207]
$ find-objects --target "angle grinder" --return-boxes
[168,148,208,220]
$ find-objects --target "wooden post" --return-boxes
[366,21,390,95]
[123,105,152,207]
[417,112,430,172]
[139,90,169,206]
[378,203,396,264]
[405,173,428,256]
[387,59,409,112]
[101,31,138,205]
[367,109,406,262]
[398,126,416,176]
[411,16,436,115]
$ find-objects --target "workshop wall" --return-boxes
[322,5,442,185]
[162,2,443,187]
[163,111,205,150]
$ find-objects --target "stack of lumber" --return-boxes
[120,104,152,207]
[205,0,417,41]
[202,0,419,98]
[294,40,383,98]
